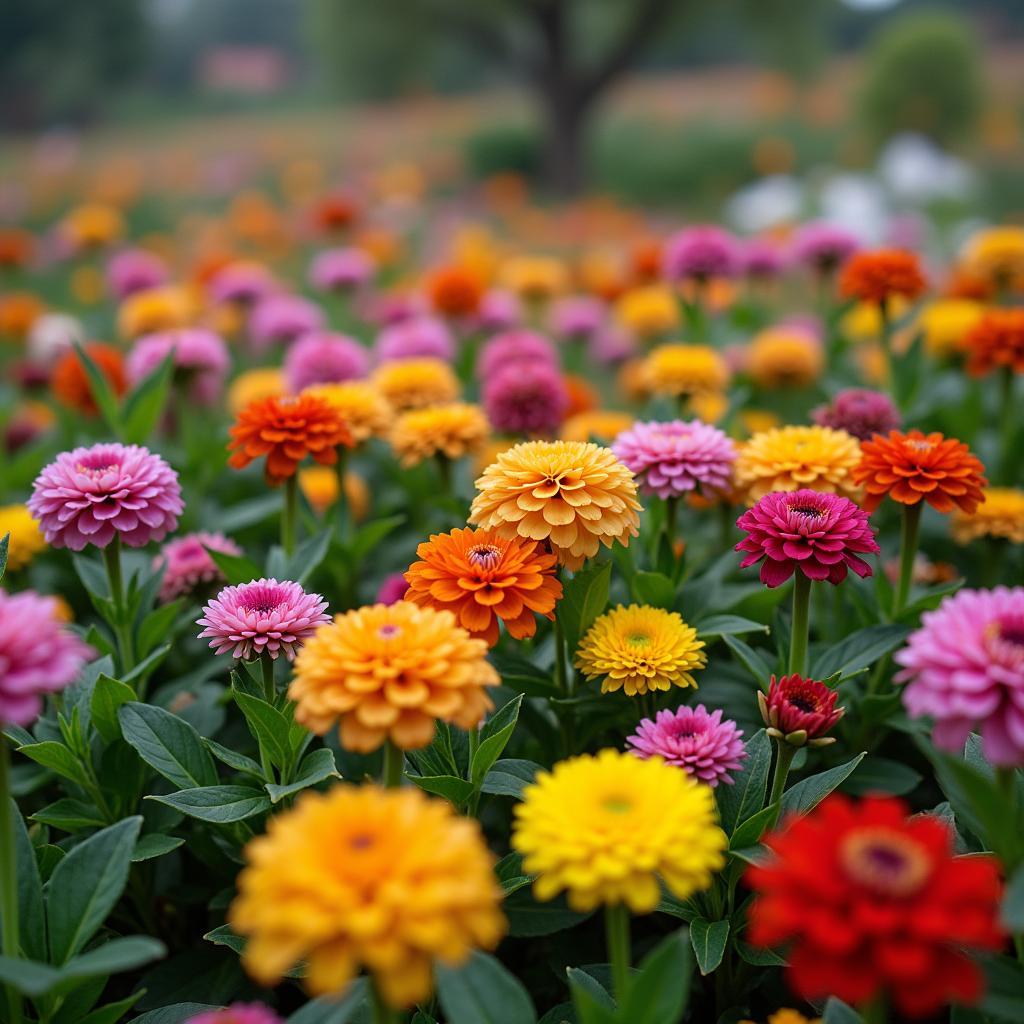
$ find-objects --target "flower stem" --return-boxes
[102,535,135,676]
[370,980,402,1024]
[998,366,1016,485]
[604,903,632,1005]
[381,740,404,788]
[768,741,797,808]
[553,612,568,693]
[893,501,922,617]
[260,651,276,705]
[0,737,22,1024]
[334,446,350,535]
[860,994,887,1024]
[878,298,893,393]
[435,453,452,493]
[788,574,812,676]
[282,475,298,558]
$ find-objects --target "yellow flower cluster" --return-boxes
[304,381,393,442]
[951,487,1024,545]
[643,343,730,399]
[0,505,46,571]
[747,328,823,389]
[390,402,489,467]
[371,358,459,411]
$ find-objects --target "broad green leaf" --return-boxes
[631,570,675,608]
[205,546,263,587]
[842,756,921,796]
[205,738,265,779]
[71,554,111,601]
[559,561,612,653]
[1003,865,1024,932]
[981,952,1024,1021]
[0,955,60,996]
[137,600,185,660]
[121,350,174,444]
[567,967,616,1020]
[436,951,536,1024]
[345,514,405,563]
[689,918,729,975]
[822,997,864,1023]
[486,652,557,697]
[505,889,592,938]
[17,741,87,786]
[696,614,769,640]
[30,798,107,832]
[119,703,218,790]
[286,527,333,584]
[232,689,291,768]
[287,979,368,1024]
[811,624,910,679]
[471,695,523,787]
[0,533,8,580]
[76,991,145,1024]
[266,747,338,803]
[781,754,865,816]
[54,936,165,990]
[148,785,271,823]
[621,926,694,1023]
[90,674,135,744]
[13,799,46,961]
[72,341,122,435]
[728,804,776,850]
[735,941,786,967]
[481,759,541,800]
[132,834,185,862]
[722,634,772,687]
[409,774,475,805]
[130,1004,222,1024]
[716,729,771,834]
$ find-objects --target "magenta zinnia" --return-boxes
[735,489,879,588]
[154,531,242,604]
[812,388,900,442]
[759,674,845,746]
[186,1004,282,1024]
[197,578,329,661]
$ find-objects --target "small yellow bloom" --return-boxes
[63,203,124,250]
[304,381,393,443]
[228,368,284,416]
[69,267,105,306]
[960,226,1024,286]
[118,285,194,339]
[390,402,489,467]
[615,285,680,339]
[298,467,370,520]
[951,487,1024,545]
[748,328,824,389]
[916,299,986,360]
[560,410,634,445]
[643,344,730,399]
[841,298,909,343]
[0,505,46,571]
[499,256,568,302]
[371,358,459,412]
[690,390,730,425]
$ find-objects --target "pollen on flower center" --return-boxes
[467,544,502,570]
[240,585,286,614]
[602,795,633,814]
[839,827,931,896]
[789,504,823,518]
[628,633,651,647]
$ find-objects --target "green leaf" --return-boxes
[91,674,136,744]
[728,804,777,850]
[204,739,264,779]
[471,695,523,787]
[631,571,676,608]
[722,634,772,687]
[811,624,910,679]
[689,918,729,976]
[130,1004,222,1024]
[0,956,60,996]
[72,554,111,601]
[822,997,864,1023]
[119,702,218,790]
[232,689,291,768]
[409,774,475,805]
[843,756,921,796]
[266,747,338,803]
[559,561,612,653]
[54,936,166,990]
[137,600,185,660]
[436,951,536,1024]
[77,991,145,1024]
[18,739,88,786]
[287,979,368,1024]
[1003,865,1024,932]
[132,834,185,862]
[981,953,1024,1021]
[286,527,333,584]
[13,800,46,961]
[697,614,769,640]
[781,753,866,816]
[567,968,616,1022]
[735,941,786,967]
[72,341,122,435]
[0,533,8,580]
[716,729,771,834]
[121,349,174,444]
[46,816,142,964]
[345,514,405,563]
[205,546,263,587]
[30,799,107,832]
[148,786,271,823]
[505,889,593,937]
[621,926,693,1023]
[487,652,557,697]
[481,759,540,800]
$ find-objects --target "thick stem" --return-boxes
[435,453,453,493]
[282,475,298,558]
[102,535,135,675]
[788,574,812,676]
[893,501,922,616]
[382,740,404,789]
[768,741,797,808]
[0,738,22,1024]
[604,903,632,1005]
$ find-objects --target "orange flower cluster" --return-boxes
[51,343,126,415]
[965,309,1024,377]
[426,265,484,317]
[839,249,926,305]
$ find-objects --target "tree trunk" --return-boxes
[541,87,589,197]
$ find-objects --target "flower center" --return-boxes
[788,504,823,519]
[349,833,374,850]
[467,544,502,570]
[602,795,633,814]
[377,624,401,640]
[839,827,931,896]
[628,633,650,647]
[907,439,933,453]
[984,615,1024,666]
[787,694,819,713]
[240,585,285,614]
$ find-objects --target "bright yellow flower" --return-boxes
[841,298,909,343]
[118,285,194,339]
[390,403,489,467]
[69,267,105,306]
[469,440,642,571]
[560,410,634,444]
[298,467,370,520]
[748,328,823,389]
[951,487,1024,545]
[499,256,568,302]
[690,390,729,425]
[228,368,284,416]
[916,299,986,359]
[63,203,124,250]
[615,285,680,339]
[229,785,506,1008]
[371,358,459,412]
[735,425,861,503]
[304,381,393,443]
[575,604,706,696]
[643,344,730,399]
[512,749,726,913]
[0,505,46,571]
[960,226,1024,286]
[289,602,498,752]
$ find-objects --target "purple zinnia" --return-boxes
[154,531,243,604]
[208,262,278,307]
[376,572,410,606]
[309,247,375,293]
[735,489,880,588]
[483,363,569,435]
[106,249,169,300]
[248,294,325,352]
[197,578,329,661]
[477,330,558,381]
[127,328,230,405]
[790,222,860,275]
[662,225,741,282]
[374,317,454,364]
[812,388,900,442]
[549,296,605,342]
[284,331,369,393]
[612,419,736,499]
[29,443,184,551]
[627,704,747,787]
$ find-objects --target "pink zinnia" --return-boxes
[812,388,900,442]
[549,296,605,342]
[0,590,93,726]
[154,532,243,604]
[248,294,325,352]
[29,443,184,551]
[662,225,741,281]
[127,328,230,405]
[742,238,787,278]
[476,290,523,332]
[208,263,277,307]
[186,1004,282,1024]
[477,330,558,380]
[376,572,410,606]
[309,247,375,292]
[483,363,569,435]
[895,587,1024,766]
[197,578,329,661]
[107,249,168,300]
[627,704,747,786]
[374,317,454,364]
[612,419,736,500]
[790,222,860,275]
[283,331,369,393]
[735,489,879,588]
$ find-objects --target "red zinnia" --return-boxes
[746,794,1004,1018]
[838,249,926,305]
[50,342,126,416]
[426,266,484,318]
[758,673,844,746]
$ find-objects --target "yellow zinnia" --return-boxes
[615,285,680,339]
[512,749,726,913]
[63,203,124,250]
[575,604,706,696]
[118,285,194,339]
[499,256,568,302]
[229,785,506,1008]
[643,344,730,399]
[915,299,985,360]
[960,226,1024,287]
[390,402,489,467]
[371,358,459,412]
[0,505,46,571]
[951,487,1024,545]
[748,328,824,389]
[298,467,370,520]
[560,410,634,445]
[303,381,393,443]
[228,368,285,416]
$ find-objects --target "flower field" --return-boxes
[2,153,1024,1024]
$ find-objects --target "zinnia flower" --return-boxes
[51,343,126,416]
[512,749,727,913]
[549,296,605,342]
[735,426,861,503]
[499,256,568,302]
[960,226,1024,288]
[106,248,168,300]
[425,265,484,317]
[228,368,284,416]
[854,430,987,515]
[615,286,680,339]
[561,410,634,445]
[483,364,569,435]
[304,381,392,443]
[748,327,823,389]
[735,489,879,587]
[790,222,859,275]
[477,330,557,380]
[298,467,368,519]
[746,794,1004,1017]
[469,440,641,571]
[612,419,735,499]
[376,573,410,605]
[208,262,277,307]
[249,294,324,352]
[642,344,731,399]
[374,316,454,364]
[742,238,787,278]
[127,329,230,405]
[390,403,489,467]
[197,578,329,661]
[229,785,505,1007]
[186,1005,281,1024]
[951,487,1024,544]
[404,526,562,646]
[812,388,900,442]
[627,704,746,786]
[283,331,368,393]
[662,225,740,281]
[228,393,353,485]
[916,299,985,360]
[576,604,706,696]
[117,285,193,340]
[758,674,844,746]
[895,586,1024,765]
[839,249,927,305]
[964,308,1024,377]
[308,247,374,293]
[371,358,459,411]
[476,289,523,332]
[289,602,498,752]
[0,589,93,725]
[154,531,242,604]
[0,505,46,571]
[29,443,183,551]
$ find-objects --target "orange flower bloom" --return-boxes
[228,393,353,485]
[311,192,358,233]
[426,265,484,317]
[965,309,1024,377]
[854,430,987,515]
[0,228,34,269]
[839,249,927,305]
[0,292,45,340]
[405,527,562,646]
[51,343,126,415]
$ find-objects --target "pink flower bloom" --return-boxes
[791,222,860,274]
[895,587,1024,766]
[812,388,901,442]
[284,331,369,392]
[549,296,605,341]
[309,247,375,292]
[476,290,523,332]
[662,225,741,281]
[106,249,168,300]
[477,330,557,380]
[612,419,736,500]
[483,363,569,435]
[29,443,184,551]
[208,262,277,306]
[590,327,635,365]
[376,572,410,605]
[0,590,93,726]
[742,238,787,278]
[360,291,423,328]
[248,294,325,352]
[197,578,329,661]
[186,1004,282,1024]
[127,329,230,405]
[627,704,747,786]
[735,489,879,588]
[154,532,242,604]
[374,317,454,364]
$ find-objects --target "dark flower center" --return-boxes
[467,544,502,570]
[787,694,819,713]
[377,624,401,639]
[789,504,823,519]
[840,827,931,896]
[349,833,374,850]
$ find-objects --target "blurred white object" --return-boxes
[27,313,84,367]
[818,174,888,244]
[877,134,976,204]
[724,175,803,233]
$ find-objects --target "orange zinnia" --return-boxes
[965,309,1024,377]
[404,527,562,646]
[854,430,987,515]
[426,265,484,317]
[0,228,34,269]
[228,393,353,485]
[839,249,927,305]
[51,343,126,415]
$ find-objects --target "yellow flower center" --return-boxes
[602,795,633,814]
[627,633,651,647]
[839,827,931,896]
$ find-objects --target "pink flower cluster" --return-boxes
[791,222,860,274]
[106,248,168,299]
[812,388,900,442]
[549,296,605,342]
[154,532,242,604]
[484,363,569,436]
[249,294,324,351]
[127,329,231,405]
[309,247,375,292]
[283,331,368,392]
[208,262,277,307]
[662,225,741,281]
[375,317,454,363]
[477,330,557,380]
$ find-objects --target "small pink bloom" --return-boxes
[549,296,605,341]
[477,330,557,380]
[208,263,278,307]
[308,247,375,292]
[284,331,369,392]
[376,573,410,605]
[374,317,454,364]
[154,532,242,604]
[248,294,324,352]
[742,238,787,278]
[760,674,844,746]
[107,249,169,300]
[812,388,901,442]
[475,289,523,332]
[483,363,568,436]
[127,329,230,405]
[790,222,860,274]
[662,225,741,281]
[186,1004,283,1024]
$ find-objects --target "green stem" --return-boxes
[878,299,893,394]
[260,652,276,705]
[893,501,922,616]
[859,994,887,1024]
[334,446,350,537]
[553,613,568,693]
[998,367,1017,486]
[788,574,812,676]
[282,475,298,558]
[370,980,402,1024]
[102,535,135,676]
[381,740,404,788]
[768,741,797,808]
[604,903,632,1005]
[0,738,22,1024]
[435,453,452,493]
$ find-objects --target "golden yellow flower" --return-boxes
[298,467,370,520]
[118,285,194,339]
[739,409,782,436]
[0,505,46,571]
[63,203,124,250]
[840,298,909,343]
[469,440,642,571]
[690,390,729,425]
[228,368,284,416]
[960,226,1024,286]
[915,299,986,360]
[499,256,568,302]
[748,328,824,389]
[617,359,651,403]
[642,344,730,399]
[512,749,726,913]
[289,602,498,752]
[371,358,459,412]
[575,604,706,696]
[390,402,489,467]
[951,487,1024,545]
[735,425,861,503]
[615,285,680,339]
[560,410,634,444]
[303,381,393,443]
[229,785,505,1008]
[69,267,105,306]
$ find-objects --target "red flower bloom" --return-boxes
[838,249,927,305]
[758,674,844,746]
[746,795,1004,1018]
